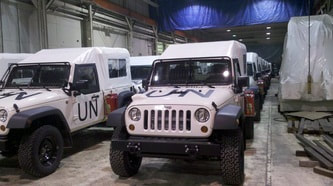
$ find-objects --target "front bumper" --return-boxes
[0,135,8,152]
[112,136,221,158]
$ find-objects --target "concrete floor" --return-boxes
[1,79,333,186]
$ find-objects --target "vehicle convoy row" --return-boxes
[0,42,272,185]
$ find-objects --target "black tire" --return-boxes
[18,125,64,177]
[245,117,254,139]
[220,129,244,185]
[254,96,261,121]
[109,126,142,177]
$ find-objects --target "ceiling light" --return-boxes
[232,34,237,37]
[266,26,271,30]
[239,39,243,41]
[226,29,231,32]
[266,32,271,35]
[266,37,271,40]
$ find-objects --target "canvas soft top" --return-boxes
[246,52,258,64]
[160,41,246,60]
[19,47,131,90]
[20,47,129,64]
[130,55,160,66]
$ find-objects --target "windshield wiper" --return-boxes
[200,81,215,88]
[13,84,23,91]
[43,86,51,91]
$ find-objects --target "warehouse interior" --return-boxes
[1,0,333,185]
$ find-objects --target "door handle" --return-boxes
[91,95,100,100]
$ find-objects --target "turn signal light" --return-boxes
[0,125,5,131]
[129,124,135,131]
[201,126,208,133]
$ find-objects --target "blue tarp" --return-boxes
[153,0,311,31]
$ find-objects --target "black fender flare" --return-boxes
[117,90,134,107]
[213,105,243,130]
[106,107,126,128]
[7,106,73,147]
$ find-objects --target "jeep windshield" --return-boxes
[131,66,152,80]
[4,64,70,88]
[150,59,232,86]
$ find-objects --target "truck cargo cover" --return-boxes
[280,14,333,101]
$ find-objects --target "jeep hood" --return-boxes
[0,89,67,111]
[131,87,235,109]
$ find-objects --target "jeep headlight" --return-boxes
[129,108,141,121]
[0,109,8,122]
[195,108,210,123]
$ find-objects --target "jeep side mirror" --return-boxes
[142,79,148,91]
[238,76,249,90]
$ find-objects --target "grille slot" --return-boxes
[144,110,148,129]
[143,109,191,132]
[186,110,191,131]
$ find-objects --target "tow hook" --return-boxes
[126,142,141,153]
[185,145,199,155]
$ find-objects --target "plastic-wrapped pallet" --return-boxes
[280,14,333,102]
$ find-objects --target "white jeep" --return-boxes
[0,47,134,177]
[108,41,256,185]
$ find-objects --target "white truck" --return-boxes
[130,55,160,92]
[108,41,256,185]
[0,47,134,177]
[0,53,33,77]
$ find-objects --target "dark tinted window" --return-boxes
[247,64,253,76]
[131,66,152,80]
[73,64,99,94]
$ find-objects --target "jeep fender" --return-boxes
[7,106,73,147]
[213,105,243,130]
[106,107,126,128]
[117,90,134,107]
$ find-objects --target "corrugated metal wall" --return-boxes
[0,0,154,55]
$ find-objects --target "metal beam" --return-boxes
[142,0,159,7]
[46,0,55,9]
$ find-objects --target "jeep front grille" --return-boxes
[143,109,191,132]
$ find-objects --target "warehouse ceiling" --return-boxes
[184,22,288,45]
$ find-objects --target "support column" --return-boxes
[82,4,94,47]
[152,26,158,55]
[126,17,134,55]
[36,0,48,49]
[171,32,176,44]
[0,0,3,52]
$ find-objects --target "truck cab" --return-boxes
[108,41,256,185]
[0,47,134,177]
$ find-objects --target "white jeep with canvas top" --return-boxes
[108,41,256,185]
[0,47,134,177]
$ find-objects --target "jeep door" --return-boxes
[71,64,104,130]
